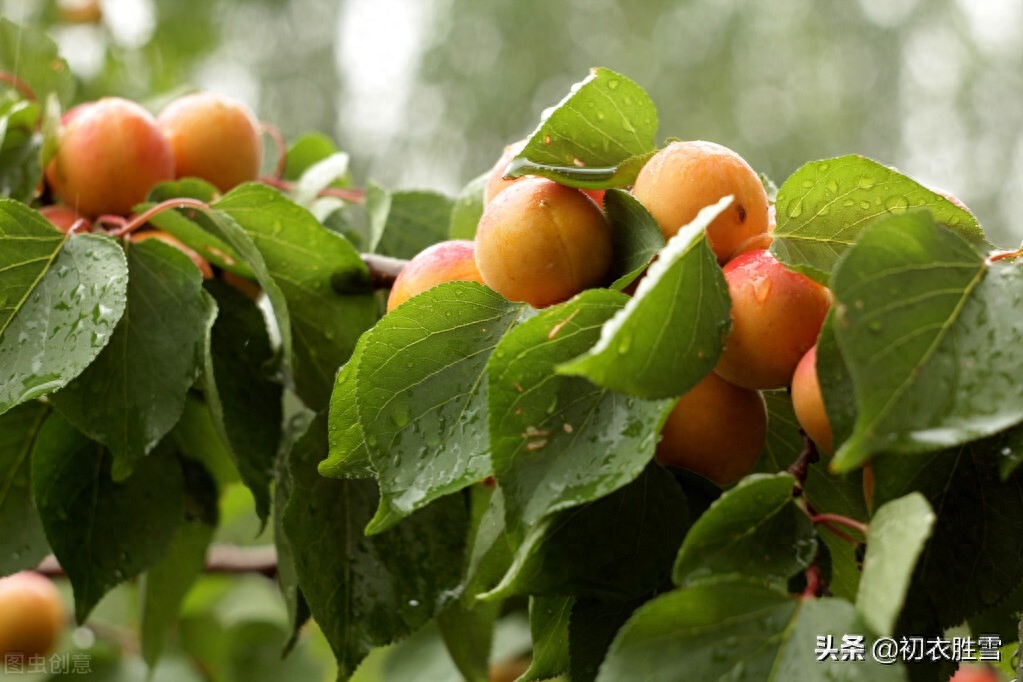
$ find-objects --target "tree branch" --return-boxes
[787,433,819,492]
[35,544,279,578]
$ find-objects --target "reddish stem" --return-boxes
[107,198,212,237]
[987,248,1022,263]
[801,563,822,599]
[260,175,367,205]
[818,520,862,546]
[812,513,868,536]
[260,121,288,181]
[0,72,36,101]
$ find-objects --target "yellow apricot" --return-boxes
[484,139,605,206]
[632,140,769,264]
[475,177,612,308]
[656,371,767,487]
[386,239,484,312]
[0,572,66,659]
[791,345,833,455]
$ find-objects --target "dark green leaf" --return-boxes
[515,68,657,175]
[449,171,487,240]
[202,279,283,522]
[141,200,253,277]
[568,598,645,682]
[367,184,454,259]
[605,189,665,290]
[485,464,687,601]
[522,595,572,681]
[171,395,240,490]
[673,473,816,589]
[0,98,42,202]
[598,579,907,681]
[214,183,378,410]
[772,155,985,283]
[436,597,499,682]
[0,18,75,105]
[282,414,467,679]
[50,238,214,479]
[558,196,732,398]
[505,151,656,191]
[31,412,184,622]
[999,422,1023,480]
[490,289,672,531]
[830,213,1023,471]
[463,486,514,601]
[0,210,128,414]
[817,310,857,455]
[356,282,524,534]
[856,493,935,637]
[0,402,50,575]
[321,330,373,479]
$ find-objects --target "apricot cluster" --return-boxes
[389,138,839,487]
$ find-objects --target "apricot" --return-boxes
[656,371,767,487]
[949,665,999,682]
[38,205,90,234]
[489,657,531,682]
[632,140,769,264]
[157,92,263,193]
[45,98,175,217]
[132,230,214,279]
[475,177,612,308]
[386,239,484,312]
[484,139,605,207]
[791,345,833,455]
[714,250,831,390]
[0,572,66,658]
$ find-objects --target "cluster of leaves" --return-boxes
[1,19,1022,682]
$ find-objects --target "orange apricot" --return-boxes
[656,371,767,487]
[386,239,484,312]
[45,98,175,217]
[38,205,90,234]
[714,250,831,390]
[0,572,66,659]
[158,92,263,193]
[475,177,612,308]
[791,345,833,455]
[632,140,769,264]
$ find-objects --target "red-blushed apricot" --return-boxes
[949,664,999,682]
[791,345,833,455]
[489,657,531,682]
[484,139,605,207]
[132,230,214,279]
[714,250,831,390]
[158,92,263,193]
[0,572,66,658]
[475,177,612,308]
[38,205,90,234]
[45,98,175,217]
[632,140,769,264]
[656,371,767,487]
[386,239,484,312]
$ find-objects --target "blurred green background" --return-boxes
[3,0,1023,247]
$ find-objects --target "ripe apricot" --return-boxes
[475,177,612,308]
[791,345,833,455]
[714,250,831,390]
[386,239,484,312]
[38,205,90,234]
[484,139,605,206]
[632,140,769,264]
[45,98,175,217]
[132,230,214,279]
[949,665,999,682]
[0,572,66,658]
[158,92,263,193]
[656,371,767,487]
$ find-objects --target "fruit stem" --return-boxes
[0,72,37,101]
[106,198,212,237]
[260,121,288,181]
[260,175,367,204]
[787,434,820,493]
[987,247,1022,263]
[811,513,867,536]
[801,563,822,599]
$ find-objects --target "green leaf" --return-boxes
[506,152,656,192]
[281,414,468,679]
[202,280,283,522]
[489,289,673,531]
[830,213,1023,471]
[485,464,687,602]
[605,189,665,290]
[558,196,732,398]
[31,412,184,623]
[514,67,657,184]
[448,171,487,240]
[357,282,524,534]
[568,598,645,682]
[171,395,240,490]
[148,178,220,203]
[0,209,128,414]
[772,155,985,283]
[0,98,42,202]
[140,460,218,668]
[290,152,350,207]
[856,493,935,637]
[436,597,499,682]
[0,402,50,575]
[367,183,454,259]
[0,18,75,105]
[872,435,1023,632]
[321,330,373,479]
[598,579,907,682]
[50,238,214,479]
[673,473,816,589]
[462,486,514,602]
[998,422,1023,480]
[521,596,572,682]
[282,132,344,181]
[214,183,378,409]
[141,199,253,277]
[817,310,857,455]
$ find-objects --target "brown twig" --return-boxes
[35,544,279,578]
[786,434,819,493]
[811,513,868,536]
[0,72,36,101]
